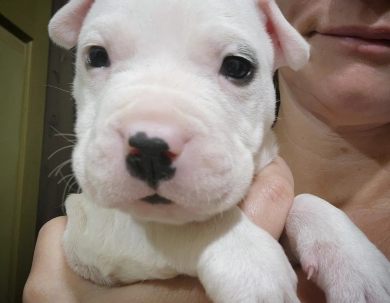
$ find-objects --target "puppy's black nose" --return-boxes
[126,132,176,189]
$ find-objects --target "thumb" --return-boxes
[239,156,294,239]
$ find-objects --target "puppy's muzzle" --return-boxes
[126,132,176,189]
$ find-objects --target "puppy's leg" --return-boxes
[197,208,299,303]
[284,194,390,303]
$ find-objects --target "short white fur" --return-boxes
[49,0,390,302]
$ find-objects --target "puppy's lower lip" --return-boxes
[141,194,174,205]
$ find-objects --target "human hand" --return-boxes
[23,156,324,303]
[23,216,211,303]
[240,157,326,302]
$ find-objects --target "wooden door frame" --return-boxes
[0,0,52,299]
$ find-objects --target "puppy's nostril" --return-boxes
[129,147,142,156]
[130,147,176,160]
[162,150,177,161]
[126,132,176,189]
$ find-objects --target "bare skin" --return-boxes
[274,0,390,259]
[273,0,390,300]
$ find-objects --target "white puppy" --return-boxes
[49,0,390,302]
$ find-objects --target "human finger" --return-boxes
[23,216,103,303]
[239,156,295,239]
[24,217,212,303]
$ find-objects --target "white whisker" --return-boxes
[46,85,72,94]
[48,145,75,160]
[69,180,80,192]
[54,133,77,144]
[62,175,76,202]
[54,133,76,137]
[50,126,77,144]
[58,173,75,185]
[48,159,72,177]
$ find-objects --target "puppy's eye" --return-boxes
[87,46,110,68]
[221,56,253,80]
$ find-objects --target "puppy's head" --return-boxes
[49,0,309,224]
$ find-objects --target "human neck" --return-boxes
[273,78,390,212]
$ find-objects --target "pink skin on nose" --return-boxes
[125,121,189,158]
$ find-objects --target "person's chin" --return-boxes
[279,58,390,128]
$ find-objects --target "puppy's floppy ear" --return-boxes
[258,0,310,71]
[48,0,95,49]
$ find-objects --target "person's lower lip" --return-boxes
[317,34,390,58]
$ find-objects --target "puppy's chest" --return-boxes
[64,197,202,283]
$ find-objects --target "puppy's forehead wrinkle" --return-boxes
[92,0,256,21]
[83,0,264,55]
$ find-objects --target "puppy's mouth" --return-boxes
[140,194,174,205]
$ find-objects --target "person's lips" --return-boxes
[313,26,390,58]
[322,26,390,40]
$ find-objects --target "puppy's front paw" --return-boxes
[198,217,299,303]
[286,194,390,303]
